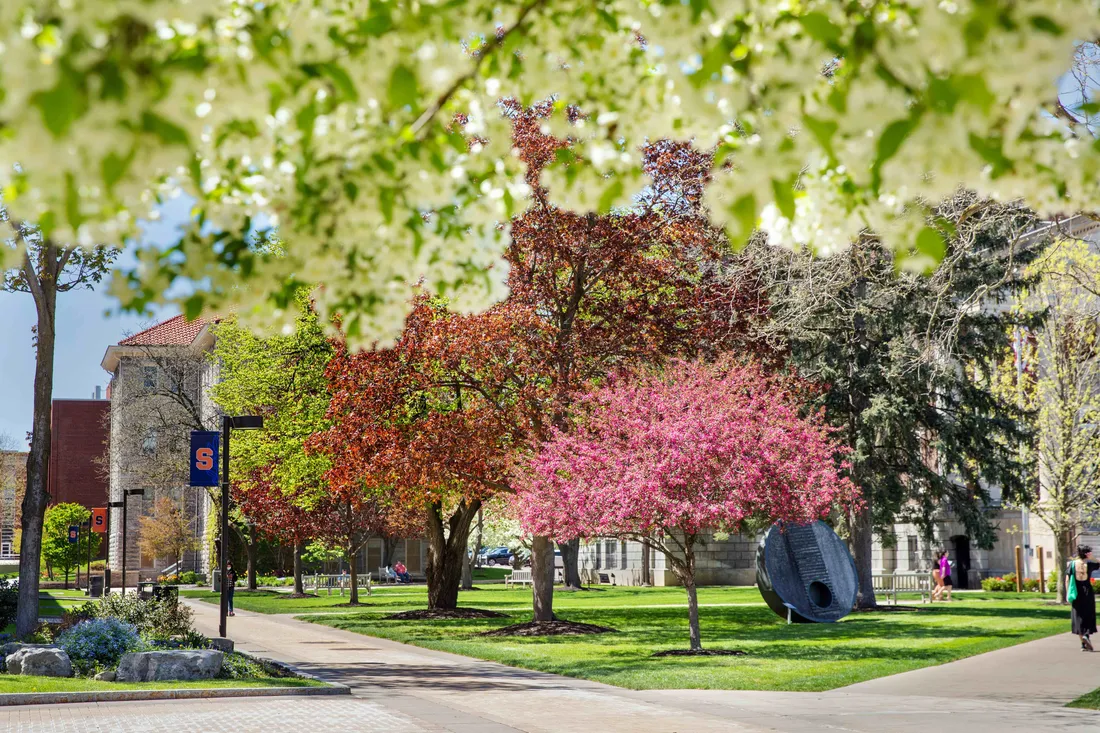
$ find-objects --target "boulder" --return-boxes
[0,642,55,658]
[115,650,224,682]
[4,647,72,677]
[207,637,234,653]
[94,670,116,682]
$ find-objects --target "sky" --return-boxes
[0,198,191,449]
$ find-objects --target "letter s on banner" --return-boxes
[190,431,220,487]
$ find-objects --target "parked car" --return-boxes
[480,547,514,566]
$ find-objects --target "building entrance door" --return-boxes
[951,535,971,589]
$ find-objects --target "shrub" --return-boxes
[57,618,144,676]
[0,579,17,630]
[980,573,1056,593]
[179,571,199,584]
[94,593,195,639]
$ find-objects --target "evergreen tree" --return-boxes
[745,193,1047,608]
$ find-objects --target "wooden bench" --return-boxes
[506,569,533,587]
[872,572,931,604]
[304,573,372,597]
[377,566,396,584]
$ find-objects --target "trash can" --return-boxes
[88,575,104,598]
[137,581,156,601]
[212,569,221,592]
[152,585,179,604]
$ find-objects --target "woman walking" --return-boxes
[931,550,952,601]
[1070,545,1098,652]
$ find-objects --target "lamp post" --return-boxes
[219,415,263,638]
[120,489,145,594]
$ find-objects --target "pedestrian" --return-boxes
[1068,545,1098,652]
[394,560,411,583]
[226,562,238,617]
[937,550,953,602]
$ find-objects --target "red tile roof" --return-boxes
[118,314,209,346]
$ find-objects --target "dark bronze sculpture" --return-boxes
[756,520,858,623]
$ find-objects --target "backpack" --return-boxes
[1067,561,1078,603]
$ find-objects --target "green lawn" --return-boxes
[185,585,1068,691]
[1068,687,1100,710]
[0,675,322,693]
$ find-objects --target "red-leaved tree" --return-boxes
[515,359,857,650]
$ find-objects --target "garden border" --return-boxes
[0,649,350,707]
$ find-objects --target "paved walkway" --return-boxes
[3,599,1099,731]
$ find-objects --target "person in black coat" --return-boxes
[1070,545,1098,651]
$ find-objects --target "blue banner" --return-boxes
[190,431,220,487]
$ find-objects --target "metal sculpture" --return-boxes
[756,520,858,623]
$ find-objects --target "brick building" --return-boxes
[48,398,110,508]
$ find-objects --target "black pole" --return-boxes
[85,521,92,592]
[121,496,128,596]
[219,415,231,639]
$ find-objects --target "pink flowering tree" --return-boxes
[515,358,858,651]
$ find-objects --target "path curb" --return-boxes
[0,683,350,707]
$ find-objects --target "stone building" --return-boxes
[577,533,759,587]
[101,315,218,580]
[0,450,25,558]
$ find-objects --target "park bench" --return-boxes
[506,569,533,587]
[872,571,931,604]
[377,566,396,584]
[303,573,372,597]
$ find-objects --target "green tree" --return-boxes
[994,239,1100,602]
[3,222,117,635]
[209,290,334,593]
[745,194,1047,608]
[42,503,100,590]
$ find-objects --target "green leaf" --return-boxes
[872,113,920,191]
[799,12,842,46]
[320,62,358,102]
[803,114,839,159]
[772,177,795,220]
[388,65,419,109]
[141,112,190,146]
[183,294,206,320]
[32,75,82,137]
[915,226,946,263]
[1030,16,1063,34]
[726,193,757,246]
[968,133,1013,178]
[951,73,994,114]
[64,172,83,229]
[598,180,624,213]
[101,152,131,191]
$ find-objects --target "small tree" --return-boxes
[994,239,1100,602]
[137,497,201,574]
[42,504,101,589]
[516,359,856,651]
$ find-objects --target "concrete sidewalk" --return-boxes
[181,599,1100,733]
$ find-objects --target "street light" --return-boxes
[120,489,145,594]
[219,414,263,638]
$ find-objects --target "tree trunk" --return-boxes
[850,500,876,609]
[685,581,701,651]
[246,525,258,591]
[558,538,582,589]
[424,500,480,610]
[1055,528,1072,603]
[382,537,398,568]
[347,547,360,605]
[64,569,70,590]
[17,268,57,638]
[292,541,304,595]
[531,535,555,621]
[460,547,473,590]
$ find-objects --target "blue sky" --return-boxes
[0,198,190,449]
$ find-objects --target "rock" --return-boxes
[4,647,72,677]
[0,642,55,658]
[207,637,234,653]
[115,650,224,682]
[94,670,116,682]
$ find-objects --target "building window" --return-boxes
[142,430,158,456]
[620,541,628,570]
[907,535,919,569]
[143,366,158,391]
[605,540,617,570]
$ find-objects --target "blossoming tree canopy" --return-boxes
[2,1,1097,343]
[515,358,857,649]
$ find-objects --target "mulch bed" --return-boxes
[480,620,616,637]
[651,649,746,657]
[385,608,509,621]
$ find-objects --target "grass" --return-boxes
[185,584,1067,691]
[1068,687,1100,710]
[0,676,323,694]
